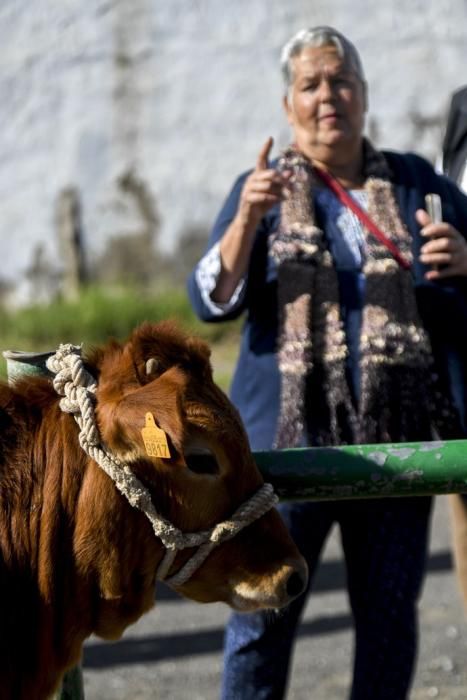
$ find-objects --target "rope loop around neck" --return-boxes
[46,344,278,587]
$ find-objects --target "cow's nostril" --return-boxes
[286,570,307,600]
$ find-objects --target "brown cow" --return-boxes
[0,321,307,699]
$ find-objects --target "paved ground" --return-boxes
[82,496,467,700]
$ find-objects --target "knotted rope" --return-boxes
[46,344,278,587]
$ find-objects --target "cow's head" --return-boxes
[89,321,307,612]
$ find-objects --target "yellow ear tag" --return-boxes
[141,412,171,459]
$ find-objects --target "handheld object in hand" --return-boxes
[424,193,443,271]
[425,193,442,224]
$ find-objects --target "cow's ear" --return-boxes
[184,336,213,380]
[186,336,211,361]
[97,366,187,458]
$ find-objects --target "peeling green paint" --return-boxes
[253,439,467,502]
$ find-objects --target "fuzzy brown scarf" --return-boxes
[270,141,461,448]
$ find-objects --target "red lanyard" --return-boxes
[313,166,412,271]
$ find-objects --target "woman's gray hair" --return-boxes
[280,26,365,93]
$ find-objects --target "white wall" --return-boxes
[1,0,466,302]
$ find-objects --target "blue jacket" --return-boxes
[188,152,467,449]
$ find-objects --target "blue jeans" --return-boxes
[221,497,432,700]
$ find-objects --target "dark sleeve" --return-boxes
[186,171,251,323]
[209,172,251,249]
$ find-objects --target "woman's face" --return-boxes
[283,44,367,164]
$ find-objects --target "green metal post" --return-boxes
[254,439,467,501]
[53,666,85,700]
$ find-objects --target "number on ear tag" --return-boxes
[141,412,171,459]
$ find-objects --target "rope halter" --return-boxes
[46,344,278,587]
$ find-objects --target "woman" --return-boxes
[188,26,467,700]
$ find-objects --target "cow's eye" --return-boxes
[185,451,219,475]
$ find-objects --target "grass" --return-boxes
[0,285,241,391]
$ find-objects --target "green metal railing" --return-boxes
[254,439,467,501]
